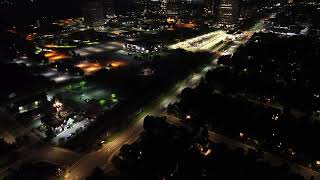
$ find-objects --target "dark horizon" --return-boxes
[0,0,134,26]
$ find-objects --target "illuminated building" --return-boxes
[160,0,168,14]
[124,41,164,54]
[83,0,104,26]
[218,0,240,28]
[76,62,103,75]
[6,93,47,114]
[134,0,162,15]
[102,0,115,17]
[183,0,205,5]
[159,0,180,15]
[44,51,69,62]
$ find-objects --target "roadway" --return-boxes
[0,145,82,176]
[64,69,208,179]
[155,73,319,178]
[64,22,255,179]
[64,19,319,179]
[167,115,319,179]
[0,113,82,176]
[64,33,227,180]
[52,119,90,145]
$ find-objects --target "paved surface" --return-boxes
[64,20,278,180]
[4,18,318,180]
[52,120,90,145]
[0,145,81,175]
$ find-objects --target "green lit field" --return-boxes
[49,81,119,109]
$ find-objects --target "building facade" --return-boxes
[83,0,104,26]
[218,0,240,28]
[102,0,115,17]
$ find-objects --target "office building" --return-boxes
[218,0,240,28]
[83,0,104,26]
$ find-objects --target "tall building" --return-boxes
[133,0,149,15]
[102,0,115,17]
[182,0,208,16]
[210,0,220,16]
[237,0,259,27]
[183,0,205,4]
[218,0,240,28]
[160,0,168,14]
[83,0,104,26]
[164,0,181,15]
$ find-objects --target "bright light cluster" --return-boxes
[76,62,103,75]
[45,51,69,62]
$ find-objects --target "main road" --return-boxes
[64,29,231,179]
[64,59,212,179]
[64,20,319,179]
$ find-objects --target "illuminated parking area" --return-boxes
[86,47,104,53]
[169,30,228,52]
[11,55,43,66]
[111,30,127,36]
[109,60,129,68]
[12,58,33,67]
[41,68,81,83]
[41,70,57,77]
[45,51,70,62]
[198,33,228,51]
[76,59,129,75]
[75,41,124,56]
[115,49,128,55]
[52,119,90,145]
[53,75,76,83]
[12,56,79,83]
[225,45,239,55]
[44,44,76,48]
[76,62,103,75]
[125,38,137,42]
[48,81,121,145]
[176,22,198,29]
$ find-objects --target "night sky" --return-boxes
[0,0,133,26]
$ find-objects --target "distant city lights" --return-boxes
[76,62,103,75]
